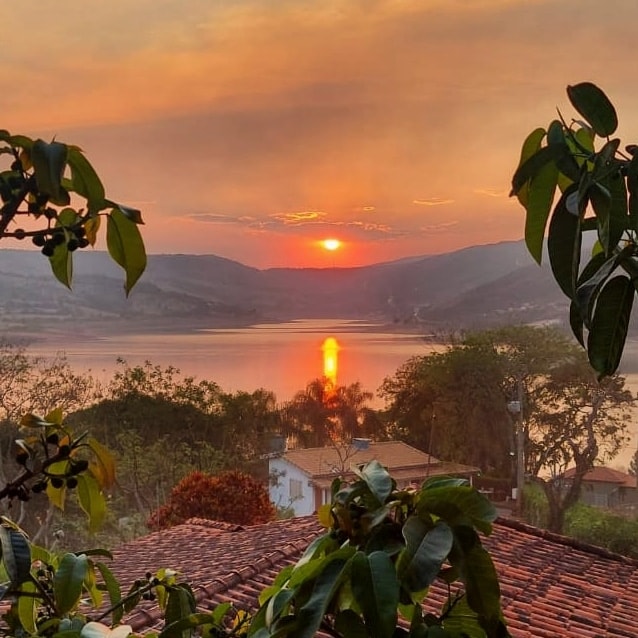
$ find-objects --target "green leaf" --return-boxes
[351,552,399,638]
[510,144,564,197]
[31,139,70,205]
[547,120,580,182]
[587,275,635,377]
[0,525,31,586]
[54,553,89,615]
[334,609,367,638]
[353,460,393,505]
[417,485,496,536]
[396,519,453,593]
[95,561,123,625]
[49,236,73,289]
[163,586,197,638]
[524,156,558,264]
[17,579,38,635]
[462,544,502,626]
[547,185,581,299]
[569,301,585,347]
[77,474,106,534]
[295,557,350,638]
[105,200,144,224]
[567,82,618,137]
[575,246,632,328]
[106,208,147,295]
[265,588,295,628]
[512,127,545,206]
[67,147,105,212]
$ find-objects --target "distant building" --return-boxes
[561,466,638,509]
[269,439,479,516]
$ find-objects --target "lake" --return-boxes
[27,319,434,403]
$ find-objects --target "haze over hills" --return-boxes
[0,241,571,337]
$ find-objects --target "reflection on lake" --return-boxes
[28,319,434,403]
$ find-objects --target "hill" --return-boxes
[0,241,570,337]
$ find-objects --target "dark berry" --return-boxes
[65,477,78,489]
[31,481,48,494]
[32,234,47,247]
[78,238,90,249]
[58,444,71,458]
[44,208,57,220]
[11,160,22,172]
[70,459,89,474]
[46,432,59,445]
[28,201,40,213]
[52,233,65,246]
[14,228,25,240]
[41,243,55,257]
[15,451,28,466]
[75,227,86,238]
[67,239,79,251]
[50,477,64,489]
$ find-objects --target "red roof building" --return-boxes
[108,515,638,637]
[561,466,638,509]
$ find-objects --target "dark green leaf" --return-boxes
[417,485,496,536]
[54,553,89,615]
[397,519,453,593]
[106,208,147,295]
[627,155,638,231]
[510,144,565,197]
[353,460,393,505]
[547,120,580,182]
[575,246,633,328]
[163,586,197,638]
[512,127,545,206]
[17,579,37,635]
[567,82,618,137]
[587,275,635,377]
[569,300,585,348]
[31,139,69,205]
[547,185,582,299]
[0,526,31,586]
[334,609,367,638]
[95,561,123,625]
[351,551,399,638]
[295,557,350,638]
[462,543,503,627]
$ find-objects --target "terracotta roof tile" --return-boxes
[562,465,638,488]
[108,515,638,637]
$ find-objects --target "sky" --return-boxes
[5,0,638,269]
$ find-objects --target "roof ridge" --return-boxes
[495,517,638,566]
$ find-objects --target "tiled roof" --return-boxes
[109,515,638,637]
[279,440,478,479]
[562,466,638,488]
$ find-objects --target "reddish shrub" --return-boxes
[147,470,275,530]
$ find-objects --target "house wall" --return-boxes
[580,482,638,508]
[269,458,316,516]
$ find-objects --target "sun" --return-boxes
[322,238,341,251]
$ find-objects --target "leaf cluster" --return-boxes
[0,132,145,295]
[249,461,509,638]
[511,82,638,377]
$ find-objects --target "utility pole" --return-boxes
[507,375,525,516]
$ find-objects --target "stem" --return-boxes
[0,176,35,236]
[94,581,154,623]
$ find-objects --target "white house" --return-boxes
[269,439,479,516]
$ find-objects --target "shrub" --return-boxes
[147,470,275,529]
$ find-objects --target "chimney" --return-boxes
[352,438,371,451]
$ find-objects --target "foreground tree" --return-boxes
[147,470,275,530]
[511,82,638,378]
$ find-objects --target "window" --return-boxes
[290,478,303,501]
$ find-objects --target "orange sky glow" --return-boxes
[5,1,638,268]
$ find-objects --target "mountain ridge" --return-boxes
[0,240,570,337]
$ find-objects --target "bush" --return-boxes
[522,483,548,528]
[147,470,275,529]
[565,503,638,558]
